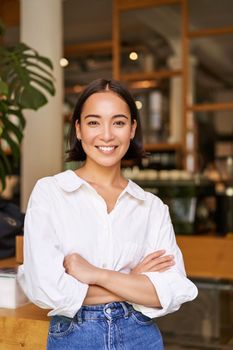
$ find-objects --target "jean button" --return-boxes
[106,307,111,314]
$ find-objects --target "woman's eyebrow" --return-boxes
[84,114,129,119]
[112,114,129,119]
[84,114,100,119]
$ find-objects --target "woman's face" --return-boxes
[75,91,137,168]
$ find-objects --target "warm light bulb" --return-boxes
[60,58,69,67]
[135,100,142,110]
[129,52,138,60]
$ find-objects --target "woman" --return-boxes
[18,79,198,350]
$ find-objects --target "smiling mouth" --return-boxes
[96,146,118,153]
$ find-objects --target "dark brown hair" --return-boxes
[66,78,144,162]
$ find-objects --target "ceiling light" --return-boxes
[129,52,138,61]
[135,100,142,110]
[73,85,84,93]
[60,58,69,67]
[130,80,158,90]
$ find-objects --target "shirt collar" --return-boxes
[54,170,83,192]
[54,170,146,201]
[126,180,146,201]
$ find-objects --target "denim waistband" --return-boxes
[75,302,134,323]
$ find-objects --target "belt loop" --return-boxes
[120,302,129,319]
[76,308,83,325]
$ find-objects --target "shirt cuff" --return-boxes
[17,265,89,318]
[47,282,89,318]
[131,271,198,319]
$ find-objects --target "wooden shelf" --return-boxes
[187,102,233,113]
[117,0,182,11]
[64,40,112,57]
[189,25,233,38]
[144,142,182,152]
[121,69,182,82]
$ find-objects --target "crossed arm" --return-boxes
[63,250,174,308]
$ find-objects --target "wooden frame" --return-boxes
[189,26,233,38]
[112,0,184,83]
[188,102,233,113]
[113,0,233,169]
[121,69,182,82]
[113,0,185,154]
[116,0,182,11]
[183,1,233,171]
[64,40,112,57]
[0,0,19,28]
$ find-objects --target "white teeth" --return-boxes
[98,146,115,152]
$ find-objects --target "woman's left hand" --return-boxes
[63,253,101,285]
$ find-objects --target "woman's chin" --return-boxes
[89,156,122,168]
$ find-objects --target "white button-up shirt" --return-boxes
[18,170,197,318]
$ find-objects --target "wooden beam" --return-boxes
[64,40,113,57]
[181,0,189,169]
[112,0,120,79]
[188,102,233,113]
[0,0,19,27]
[117,0,182,11]
[121,69,182,82]
[189,26,233,38]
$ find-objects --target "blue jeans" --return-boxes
[47,301,164,350]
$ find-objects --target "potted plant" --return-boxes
[0,21,55,189]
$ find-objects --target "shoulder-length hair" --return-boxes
[66,78,144,162]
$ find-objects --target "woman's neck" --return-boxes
[75,160,125,187]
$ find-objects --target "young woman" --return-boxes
[18,79,198,350]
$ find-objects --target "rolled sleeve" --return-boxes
[131,200,198,318]
[132,270,197,318]
[17,180,88,318]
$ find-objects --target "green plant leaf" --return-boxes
[0,80,8,96]
[0,42,55,110]
[20,85,48,109]
[1,131,20,164]
[8,107,26,128]
[3,118,23,143]
[0,37,56,189]
[29,74,56,96]
[0,160,7,190]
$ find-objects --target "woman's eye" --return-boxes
[114,120,126,126]
[87,121,98,126]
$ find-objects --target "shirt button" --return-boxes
[106,308,111,314]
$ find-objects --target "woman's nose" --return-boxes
[100,124,114,141]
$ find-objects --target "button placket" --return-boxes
[101,215,113,269]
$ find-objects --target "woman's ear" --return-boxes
[75,120,81,140]
[130,119,137,140]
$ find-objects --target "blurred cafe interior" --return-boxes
[0,0,233,349]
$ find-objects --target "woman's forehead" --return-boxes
[81,91,130,114]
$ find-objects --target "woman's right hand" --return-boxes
[131,250,175,274]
